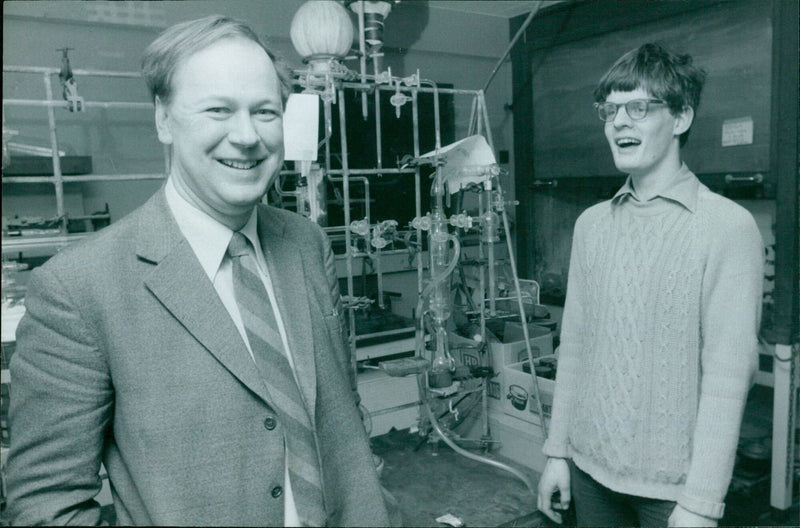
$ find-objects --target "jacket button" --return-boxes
[271,485,283,498]
[263,416,277,430]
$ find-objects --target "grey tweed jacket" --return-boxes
[6,188,390,526]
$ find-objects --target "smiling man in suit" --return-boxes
[6,15,391,527]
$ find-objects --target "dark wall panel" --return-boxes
[530,0,772,178]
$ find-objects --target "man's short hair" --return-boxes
[593,42,707,147]
[141,15,293,106]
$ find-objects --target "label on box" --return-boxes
[487,380,501,400]
[460,352,480,368]
[502,361,555,424]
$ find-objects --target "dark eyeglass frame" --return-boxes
[594,98,668,122]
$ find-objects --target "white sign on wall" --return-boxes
[721,116,754,147]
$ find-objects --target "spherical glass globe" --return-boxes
[290,1,354,71]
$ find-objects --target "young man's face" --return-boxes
[155,37,285,228]
[603,87,692,178]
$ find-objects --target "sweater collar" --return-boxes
[611,163,699,213]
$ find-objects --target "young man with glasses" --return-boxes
[536,43,763,527]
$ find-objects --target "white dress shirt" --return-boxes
[164,178,301,526]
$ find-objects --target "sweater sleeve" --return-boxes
[542,213,589,458]
[678,208,763,519]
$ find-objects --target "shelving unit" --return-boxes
[2,64,166,256]
[2,65,168,512]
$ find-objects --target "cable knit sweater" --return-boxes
[542,165,763,519]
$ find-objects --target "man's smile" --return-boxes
[615,137,641,148]
[217,158,264,170]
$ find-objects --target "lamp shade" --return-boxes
[290,1,354,63]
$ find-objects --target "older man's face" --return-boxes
[156,37,284,227]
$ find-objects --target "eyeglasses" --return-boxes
[594,98,667,122]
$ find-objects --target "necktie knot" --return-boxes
[227,231,251,258]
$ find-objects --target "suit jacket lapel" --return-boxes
[136,190,273,405]
[258,207,317,423]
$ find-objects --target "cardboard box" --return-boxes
[446,325,554,420]
[489,322,553,369]
[502,360,555,425]
[449,342,485,371]
[447,332,490,371]
[448,322,552,415]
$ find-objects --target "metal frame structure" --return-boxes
[3,59,547,496]
[2,64,166,255]
[287,65,544,495]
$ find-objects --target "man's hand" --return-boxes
[536,457,571,524]
[668,504,718,527]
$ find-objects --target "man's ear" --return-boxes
[154,96,173,145]
[674,105,694,137]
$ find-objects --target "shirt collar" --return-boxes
[164,178,260,282]
[611,163,699,213]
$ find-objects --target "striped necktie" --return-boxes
[227,232,326,527]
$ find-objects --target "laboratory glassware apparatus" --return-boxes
[406,130,551,497]
[291,75,546,497]
[286,0,548,497]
